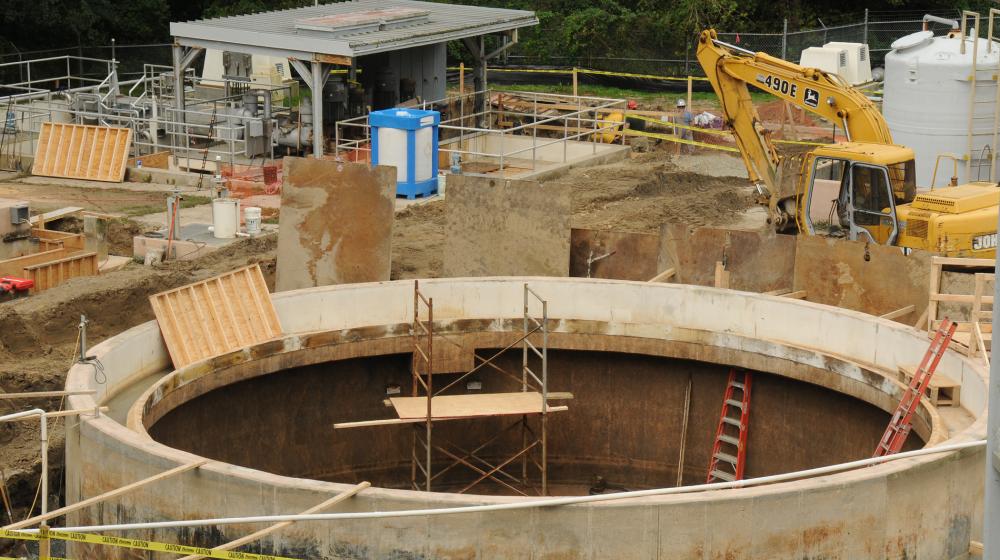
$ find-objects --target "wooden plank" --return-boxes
[32,123,132,183]
[28,207,84,225]
[647,268,676,283]
[898,364,961,407]
[0,390,96,399]
[335,406,570,429]
[930,293,994,304]
[880,305,916,321]
[176,482,371,560]
[149,264,282,369]
[391,392,555,420]
[931,256,995,267]
[3,460,208,530]
[780,290,808,299]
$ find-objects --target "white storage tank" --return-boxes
[883,29,1000,186]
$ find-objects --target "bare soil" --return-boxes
[0,147,756,532]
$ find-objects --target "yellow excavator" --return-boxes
[697,29,1000,257]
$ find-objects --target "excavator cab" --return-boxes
[801,142,917,244]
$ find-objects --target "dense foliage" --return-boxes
[0,0,994,60]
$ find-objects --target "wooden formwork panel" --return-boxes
[149,264,282,369]
[22,252,98,292]
[32,228,86,251]
[33,123,132,182]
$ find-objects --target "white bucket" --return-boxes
[212,198,240,239]
[244,206,262,236]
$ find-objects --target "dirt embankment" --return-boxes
[0,234,278,530]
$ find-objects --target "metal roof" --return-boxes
[170,0,537,61]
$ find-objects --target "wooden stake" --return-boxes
[572,67,578,97]
[713,261,730,289]
[675,375,692,487]
[459,62,465,95]
[4,460,208,529]
[686,76,693,111]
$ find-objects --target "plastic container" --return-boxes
[370,108,440,199]
[244,206,262,236]
[884,30,1000,185]
[212,198,240,239]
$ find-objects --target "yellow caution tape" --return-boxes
[1,528,301,560]
[0,528,40,541]
[446,66,710,83]
[628,114,730,136]
[624,128,741,153]
[577,68,710,83]
[628,114,827,146]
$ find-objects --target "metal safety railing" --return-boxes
[334,88,627,175]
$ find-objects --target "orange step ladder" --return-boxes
[873,318,957,458]
[707,369,752,483]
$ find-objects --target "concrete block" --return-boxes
[443,175,570,277]
[276,158,395,292]
[570,228,661,280]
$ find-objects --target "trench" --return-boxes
[147,349,917,496]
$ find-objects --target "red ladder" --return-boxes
[873,318,957,458]
[707,369,752,483]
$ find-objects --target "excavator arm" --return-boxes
[696,29,892,199]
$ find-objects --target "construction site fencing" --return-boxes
[335,88,628,173]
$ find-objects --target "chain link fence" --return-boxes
[0,44,171,86]
[715,10,961,69]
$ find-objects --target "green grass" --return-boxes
[488,83,773,105]
[120,195,213,217]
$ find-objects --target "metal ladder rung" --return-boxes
[714,451,738,465]
[709,469,736,482]
[725,399,744,409]
[722,416,742,428]
[730,381,745,390]
[718,434,740,446]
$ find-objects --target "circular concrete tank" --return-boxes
[65,278,987,559]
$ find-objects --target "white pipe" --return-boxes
[23,439,985,535]
[0,409,47,516]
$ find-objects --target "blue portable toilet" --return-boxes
[370,108,440,199]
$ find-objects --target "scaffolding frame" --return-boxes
[408,281,552,495]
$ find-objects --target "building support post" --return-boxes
[463,37,487,127]
[311,61,326,158]
[171,45,204,139]
[985,254,1000,558]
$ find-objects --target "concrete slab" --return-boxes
[133,223,237,261]
[275,158,395,292]
[443,175,570,277]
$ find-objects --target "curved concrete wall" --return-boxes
[64,278,988,559]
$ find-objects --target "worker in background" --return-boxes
[675,98,694,154]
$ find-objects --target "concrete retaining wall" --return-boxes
[64,278,988,559]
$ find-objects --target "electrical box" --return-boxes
[0,199,30,240]
[824,42,873,84]
[799,47,850,80]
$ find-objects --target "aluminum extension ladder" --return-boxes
[873,318,957,458]
[707,369,753,483]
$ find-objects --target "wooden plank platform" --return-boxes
[33,123,132,183]
[898,364,961,407]
[391,392,557,420]
[149,264,282,369]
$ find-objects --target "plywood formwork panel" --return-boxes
[22,252,98,292]
[33,123,132,183]
[149,264,282,369]
[276,158,395,292]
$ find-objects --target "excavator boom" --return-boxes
[696,29,892,196]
